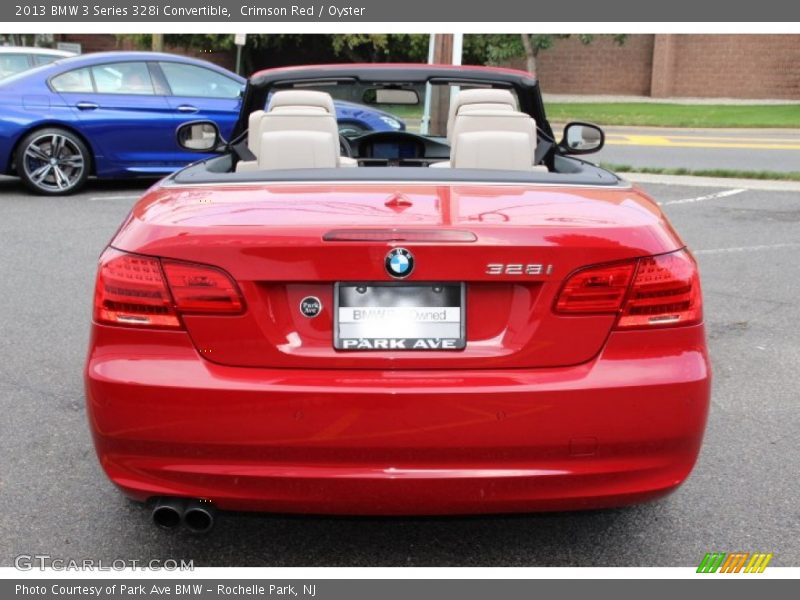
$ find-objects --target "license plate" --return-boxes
[334,283,465,351]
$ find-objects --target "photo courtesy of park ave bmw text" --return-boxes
[0,0,798,594]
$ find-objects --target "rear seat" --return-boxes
[256,130,338,169]
[451,130,535,171]
[235,87,546,173]
[433,109,548,171]
[267,89,336,114]
[236,90,357,171]
[446,88,519,143]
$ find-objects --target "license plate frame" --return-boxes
[333,282,466,351]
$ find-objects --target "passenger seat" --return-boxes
[236,108,341,171]
[236,90,357,171]
[446,88,519,143]
[256,130,339,169]
[267,89,336,114]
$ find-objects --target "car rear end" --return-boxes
[85,181,710,515]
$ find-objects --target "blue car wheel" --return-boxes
[16,127,90,195]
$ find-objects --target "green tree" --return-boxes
[330,34,428,62]
[464,34,628,74]
[119,34,626,75]
[120,34,429,73]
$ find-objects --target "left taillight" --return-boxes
[93,248,244,329]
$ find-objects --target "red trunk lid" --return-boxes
[112,182,682,369]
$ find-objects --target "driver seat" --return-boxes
[446,88,519,142]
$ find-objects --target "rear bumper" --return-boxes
[85,324,711,515]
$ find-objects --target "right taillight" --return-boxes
[555,249,702,329]
[617,250,702,329]
[93,248,244,329]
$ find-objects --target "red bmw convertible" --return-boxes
[85,64,710,533]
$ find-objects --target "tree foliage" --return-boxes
[120,34,626,73]
[464,34,627,73]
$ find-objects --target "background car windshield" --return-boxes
[160,62,241,98]
[0,53,30,79]
[33,54,61,66]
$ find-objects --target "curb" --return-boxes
[543,94,800,106]
[620,172,800,192]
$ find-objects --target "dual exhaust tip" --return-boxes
[152,498,215,534]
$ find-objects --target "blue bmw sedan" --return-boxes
[0,51,405,195]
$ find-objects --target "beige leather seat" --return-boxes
[236,90,357,171]
[446,88,519,142]
[236,108,342,171]
[255,130,338,169]
[267,89,336,114]
[244,91,336,153]
[432,109,547,171]
[451,131,534,170]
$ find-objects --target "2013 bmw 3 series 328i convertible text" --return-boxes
[84,64,711,533]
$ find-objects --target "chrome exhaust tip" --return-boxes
[183,500,216,534]
[151,498,185,530]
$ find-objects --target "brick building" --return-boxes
[508,34,800,100]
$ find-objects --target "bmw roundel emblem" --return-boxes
[385,247,414,278]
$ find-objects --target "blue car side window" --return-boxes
[50,67,93,93]
[159,62,241,99]
[92,62,155,95]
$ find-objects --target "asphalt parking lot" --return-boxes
[1,174,798,567]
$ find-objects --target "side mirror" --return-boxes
[176,120,224,152]
[559,122,605,155]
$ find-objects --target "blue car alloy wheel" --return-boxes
[17,128,90,195]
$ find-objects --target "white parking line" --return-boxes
[694,242,800,255]
[624,172,800,192]
[87,195,141,201]
[660,188,747,206]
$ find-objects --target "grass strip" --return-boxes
[546,103,800,128]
